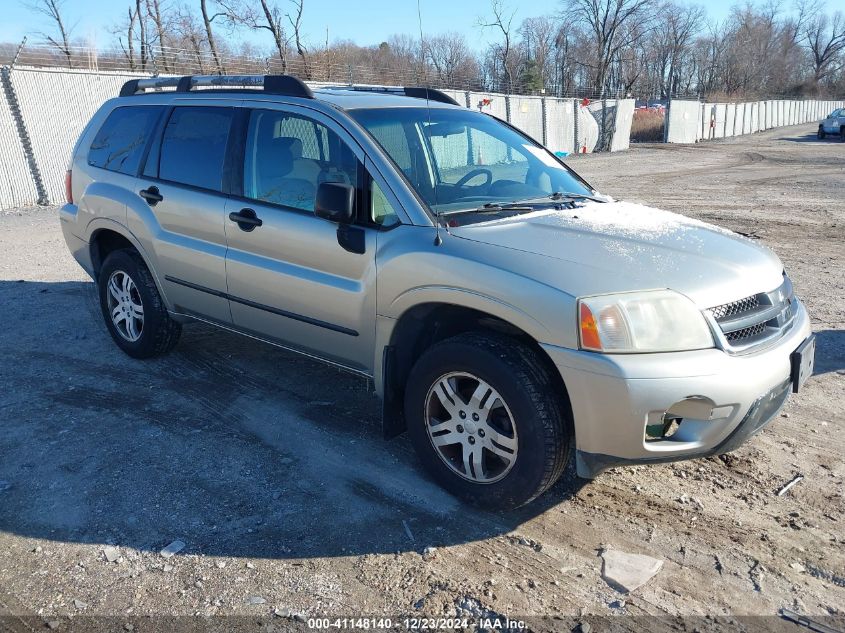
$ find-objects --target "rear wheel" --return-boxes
[817,125,826,139]
[840,126,844,141]
[404,332,571,508]
[98,249,181,358]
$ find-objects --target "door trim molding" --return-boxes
[164,275,359,337]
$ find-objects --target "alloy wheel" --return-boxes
[424,371,518,483]
[106,270,144,342]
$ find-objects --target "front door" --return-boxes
[223,104,378,373]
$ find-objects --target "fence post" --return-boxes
[599,97,607,151]
[504,94,511,123]
[663,96,671,143]
[573,98,580,153]
[464,90,471,109]
[0,66,48,206]
[541,97,548,147]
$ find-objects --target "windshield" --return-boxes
[349,107,593,216]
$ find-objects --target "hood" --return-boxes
[447,200,784,308]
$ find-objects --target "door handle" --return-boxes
[229,208,263,232]
[139,186,163,206]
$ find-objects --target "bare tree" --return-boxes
[802,11,845,82]
[520,16,558,91]
[479,0,519,92]
[287,0,309,77]
[112,4,139,70]
[425,33,476,86]
[146,0,172,71]
[171,5,208,72]
[651,1,705,97]
[25,0,75,67]
[563,0,656,95]
[256,0,290,69]
[224,0,290,69]
[135,0,149,69]
[200,0,226,73]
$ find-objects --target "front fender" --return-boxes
[387,285,553,344]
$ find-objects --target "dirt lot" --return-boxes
[0,124,843,632]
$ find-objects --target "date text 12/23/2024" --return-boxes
[306,618,528,630]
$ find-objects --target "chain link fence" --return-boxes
[0,61,638,210]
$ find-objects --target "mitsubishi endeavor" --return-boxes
[60,75,815,508]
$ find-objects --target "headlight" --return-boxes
[578,290,714,353]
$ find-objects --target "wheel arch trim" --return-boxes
[86,219,173,312]
[377,298,573,443]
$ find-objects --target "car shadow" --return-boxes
[0,279,587,561]
[814,329,845,376]
[777,133,843,143]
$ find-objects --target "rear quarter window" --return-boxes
[87,106,162,175]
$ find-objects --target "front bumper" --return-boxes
[542,299,812,478]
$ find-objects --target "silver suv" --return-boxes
[61,74,815,508]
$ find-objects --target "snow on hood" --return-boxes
[447,200,784,307]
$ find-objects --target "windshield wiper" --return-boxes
[439,202,534,218]
[511,191,607,205]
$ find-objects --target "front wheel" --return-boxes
[840,126,845,141]
[404,332,571,509]
[817,126,825,139]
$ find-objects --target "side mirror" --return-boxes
[315,182,355,224]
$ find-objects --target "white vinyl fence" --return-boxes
[0,66,635,210]
[665,98,845,144]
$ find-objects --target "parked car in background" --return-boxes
[60,75,815,508]
[818,108,845,139]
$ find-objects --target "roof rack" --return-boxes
[320,85,460,106]
[119,74,314,99]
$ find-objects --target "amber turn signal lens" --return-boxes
[579,302,602,350]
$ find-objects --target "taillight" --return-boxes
[65,169,73,204]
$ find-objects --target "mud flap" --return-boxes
[381,345,406,439]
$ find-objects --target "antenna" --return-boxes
[416,0,442,246]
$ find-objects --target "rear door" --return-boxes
[223,103,379,373]
[131,101,237,324]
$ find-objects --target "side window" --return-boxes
[371,180,400,227]
[243,109,359,213]
[158,107,234,191]
[88,106,161,175]
[365,120,436,199]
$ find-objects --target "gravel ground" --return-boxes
[0,123,843,632]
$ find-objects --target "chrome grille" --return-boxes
[724,322,767,342]
[708,275,796,352]
[710,295,760,320]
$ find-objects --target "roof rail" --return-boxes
[321,85,460,106]
[119,74,314,99]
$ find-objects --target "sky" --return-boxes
[0,0,808,52]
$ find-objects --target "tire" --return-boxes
[404,332,571,509]
[98,248,181,359]
[817,126,825,139]
[840,126,844,141]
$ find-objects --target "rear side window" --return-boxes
[158,107,234,191]
[88,106,161,175]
